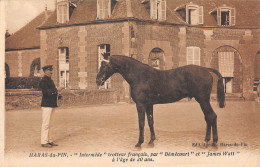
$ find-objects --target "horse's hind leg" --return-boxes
[209,105,218,146]
[199,102,211,143]
[199,100,218,146]
[145,104,156,145]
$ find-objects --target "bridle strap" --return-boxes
[102,59,110,63]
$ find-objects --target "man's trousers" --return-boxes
[41,107,54,144]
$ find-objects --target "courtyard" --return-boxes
[4,101,260,167]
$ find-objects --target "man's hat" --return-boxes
[42,65,53,71]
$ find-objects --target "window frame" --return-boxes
[217,7,235,26]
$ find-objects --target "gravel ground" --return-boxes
[4,101,260,167]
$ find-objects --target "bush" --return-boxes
[5,77,42,90]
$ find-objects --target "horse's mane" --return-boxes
[111,55,155,70]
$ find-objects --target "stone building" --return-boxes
[6,0,260,101]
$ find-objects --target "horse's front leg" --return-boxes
[135,103,146,148]
[146,104,156,145]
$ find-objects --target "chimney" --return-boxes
[45,4,48,20]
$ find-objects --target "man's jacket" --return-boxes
[39,75,58,107]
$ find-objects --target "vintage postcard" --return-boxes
[1,0,260,166]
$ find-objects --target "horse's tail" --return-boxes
[207,68,225,108]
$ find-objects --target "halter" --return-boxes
[102,59,110,63]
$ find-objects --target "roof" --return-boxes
[5,10,53,51]
[171,0,260,28]
[39,0,260,29]
[40,0,185,28]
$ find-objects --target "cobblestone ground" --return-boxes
[4,101,260,167]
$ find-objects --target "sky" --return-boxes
[4,0,56,34]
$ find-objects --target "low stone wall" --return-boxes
[5,89,119,111]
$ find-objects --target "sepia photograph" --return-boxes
[1,0,260,166]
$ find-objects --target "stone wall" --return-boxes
[5,89,119,111]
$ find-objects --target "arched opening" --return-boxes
[210,46,243,94]
[148,48,165,70]
[30,58,41,77]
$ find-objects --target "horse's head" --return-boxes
[96,59,115,86]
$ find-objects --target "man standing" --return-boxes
[39,65,63,148]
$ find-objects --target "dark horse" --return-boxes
[96,55,225,148]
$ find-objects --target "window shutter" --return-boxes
[97,0,104,19]
[63,4,69,23]
[159,0,166,21]
[104,0,109,18]
[66,4,69,22]
[217,8,221,25]
[198,6,203,24]
[57,5,61,23]
[108,0,111,17]
[230,8,235,26]
[185,5,189,23]
[97,0,100,18]
[186,47,194,65]
[194,47,200,65]
[218,52,234,77]
[150,0,157,19]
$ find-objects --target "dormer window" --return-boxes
[150,0,166,21]
[57,0,69,24]
[56,0,76,24]
[210,6,235,26]
[175,3,203,25]
[97,0,113,19]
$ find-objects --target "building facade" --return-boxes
[6,0,260,101]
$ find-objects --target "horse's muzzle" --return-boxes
[96,78,105,86]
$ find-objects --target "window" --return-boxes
[98,44,111,89]
[33,65,41,77]
[97,0,112,19]
[150,0,166,21]
[218,52,234,93]
[210,7,235,26]
[58,47,69,88]
[218,8,235,26]
[218,52,234,77]
[30,58,40,77]
[186,46,200,66]
[186,5,203,25]
[57,0,69,23]
[175,3,203,25]
[149,48,165,70]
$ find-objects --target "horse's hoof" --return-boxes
[148,141,154,147]
[201,141,209,148]
[212,142,218,147]
[135,143,142,148]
